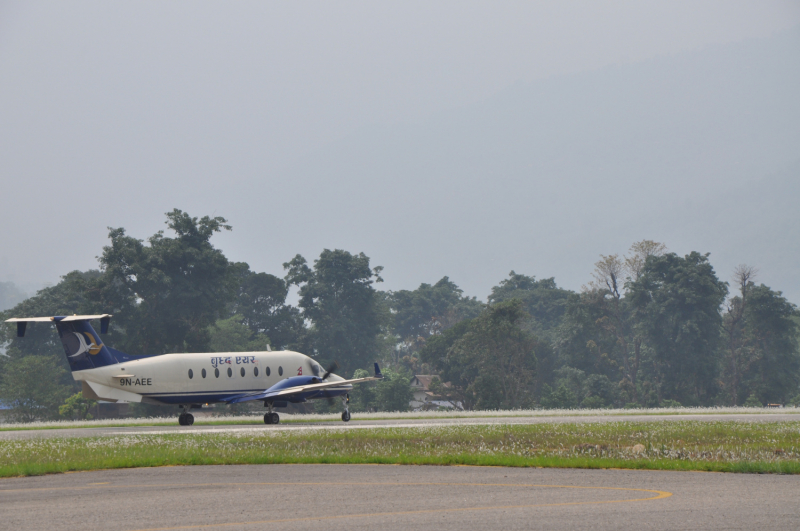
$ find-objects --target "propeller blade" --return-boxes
[322,361,340,380]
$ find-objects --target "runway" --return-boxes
[0,412,797,441]
[1,464,798,530]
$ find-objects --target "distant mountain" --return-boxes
[243,27,800,303]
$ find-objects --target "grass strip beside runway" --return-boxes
[2,421,800,478]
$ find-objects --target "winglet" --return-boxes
[374,362,383,379]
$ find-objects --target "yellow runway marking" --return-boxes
[0,480,672,530]
[126,485,672,531]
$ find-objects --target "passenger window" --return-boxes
[278,366,283,376]
[188,369,193,379]
[254,367,259,377]
[267,367,271,377]
[202,368,207,378]
[215,368,220,378]
[240,367,245,377]
[227,367,233,377]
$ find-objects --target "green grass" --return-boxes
[3,421,800,478]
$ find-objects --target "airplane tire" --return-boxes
[264,413,272,424]
[186,414,194,426]
[178,414,186,426]
[271,412,280,424]
[341,411,351,422]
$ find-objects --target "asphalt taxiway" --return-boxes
[1,464,798,531]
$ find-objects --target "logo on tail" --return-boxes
[61,329,104,360]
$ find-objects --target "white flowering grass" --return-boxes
[2,420,800,477]
[1,406,798,430]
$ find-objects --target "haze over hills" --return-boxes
[235,27,800,302]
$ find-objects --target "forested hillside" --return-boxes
[1,210,798,420]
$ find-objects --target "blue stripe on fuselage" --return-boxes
[141,387,349,405]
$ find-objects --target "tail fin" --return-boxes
[374,362,383,379]
[6,315,129,371]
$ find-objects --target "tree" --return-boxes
[720,265,759,405]
[98,209,239,354]
[582,241,667,401]
[0,270,104,391]
[628,252,728,405]
[390,277,483,372]
[229,264,305,350]
[285,249,387,376]
[373,368,413,412]
[207,315,270,353]
[739,284,799,404]
[59,392,96,420]
[443,300,539,409]
[0,356,72,422]
[539,383,578,409]
[489,271,572,336]
[555,293,618,381]
[392,277,483,339]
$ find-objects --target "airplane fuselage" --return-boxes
[74,350,348,406]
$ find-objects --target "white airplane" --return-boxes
[5,314,382,425]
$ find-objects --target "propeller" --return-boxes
[322,360,339,381]
[321,361,340,406]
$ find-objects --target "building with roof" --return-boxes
[409,375,461,410]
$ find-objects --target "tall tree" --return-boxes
[431,300,539,410]
[392,276,483,340]
[720,265,759,405]
[228,264,305,350]
[390,277,483,371]
[0,270,103,362]
[740,284,799,404]
[98,209,238,354]
[488,271,572,336]
[582,241,667,401]
[0,356,72,422]
[628,252,728,405]
[284,249,386,376]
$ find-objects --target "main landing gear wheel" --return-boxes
[341,393,351,422]
[264,412,280,424]
[178,413,194,426]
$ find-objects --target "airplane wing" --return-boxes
[222,363,383,405]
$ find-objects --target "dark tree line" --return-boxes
[1,212,798,420]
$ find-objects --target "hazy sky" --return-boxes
[1,1,799,299]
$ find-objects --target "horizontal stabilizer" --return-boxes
[5,314,112,322]
[5,315,112,337]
